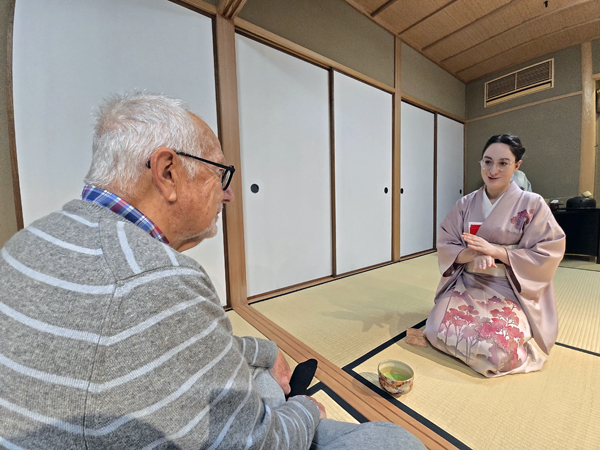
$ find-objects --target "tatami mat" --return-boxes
[308,386,363,424]
[553,267,600,353]
[227,310,298,372]
[351,335,600,450]
[253,254,440,367]
[559,256,600,272]
[253,253,600,361]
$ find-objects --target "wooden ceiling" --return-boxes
[345,0,600,83]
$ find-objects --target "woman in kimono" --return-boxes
[424,134,565,377]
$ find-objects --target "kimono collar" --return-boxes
[483,189,506,219]
[474,181,523,242]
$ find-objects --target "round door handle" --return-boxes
[384,187,389,194]
[250,184,259,193]
[401,188,404,194]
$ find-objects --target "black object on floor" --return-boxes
[287,358,318,398]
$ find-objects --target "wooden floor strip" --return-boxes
[233,304,458,450]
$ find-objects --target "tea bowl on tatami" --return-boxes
[378,359,414,396]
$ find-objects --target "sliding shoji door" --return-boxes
[334,71,392,274]
[436,115,464,240]
[236,34,332,297]
[400,102,435,257]
[12,0,228,304]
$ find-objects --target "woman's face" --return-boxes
[480,143,521,192]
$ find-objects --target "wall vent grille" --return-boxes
[485,59,553,107]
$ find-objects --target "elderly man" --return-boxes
[0,92,424,449]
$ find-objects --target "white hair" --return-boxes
[84,91,204,194]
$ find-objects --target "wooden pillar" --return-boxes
[579,41,595,195]
[2,0,22,248]
[217,0,247,19]
[214,14,247,308]
[392,36,401,261]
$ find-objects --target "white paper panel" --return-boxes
[400,102,435,257]
[334,72,392,274]
[436,116,464,240]
[236,35,332,297]
[13,0,228,304]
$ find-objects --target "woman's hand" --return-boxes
[472,254,496,272]
[462,233,498,257]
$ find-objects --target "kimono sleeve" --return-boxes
[505,196,565,354]
[437,199,468,277]
[505,196,565,299]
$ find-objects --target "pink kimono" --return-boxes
[425,182,566,377]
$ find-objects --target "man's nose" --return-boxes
[222,185,234,203]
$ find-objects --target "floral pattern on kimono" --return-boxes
[434,278,533,375]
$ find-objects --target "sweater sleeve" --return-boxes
[232,335,278,369]
[86,263,320,450]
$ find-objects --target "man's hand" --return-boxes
[269,349,292,396]
[301,396,327,419]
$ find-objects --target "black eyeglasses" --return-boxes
[146,150,235,190]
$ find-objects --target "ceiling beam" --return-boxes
[397,0,458,36]
[217,0,247,19]
[437,0,592,62]
[344,0,468,83]
[421,0,520,53]
[371,0,400,17]
[457,16,600,81]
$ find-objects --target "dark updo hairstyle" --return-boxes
[482,134,526,162]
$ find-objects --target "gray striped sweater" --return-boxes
[0,200,320,449]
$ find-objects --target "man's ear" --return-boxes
[515,160,522,171]
[150,148,179,203]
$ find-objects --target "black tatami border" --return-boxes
[555,341,600,357]
[342,319,471,450]
[557,264,600,273]
[304,382,369,424]
[340,318,600,450]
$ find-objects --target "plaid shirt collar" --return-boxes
[82,185,170,245]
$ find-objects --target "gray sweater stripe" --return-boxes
[251,337,260,365]
[207,371,255,450]
[0,302,99,343]
[0,339,237,439]
[97,297,208,345]
[27,227,102,255]
[244,383,272,450]
[281,414,300,447]
[88,339,237,437]
[0,436,26,450]
[0,318,224,393]
[59,211,98,227]
[285,410,307,445]
[0,297,206,345]
[293,402,314,425]
[163,244,180,266]
[277,414,290,449]
[0,353,89,389]
[0,397,83,434]
[1,248,115,294]
[257,406,273,450]
[88,319,224,393]
[114,268,203,297]
[117,222,141,274]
